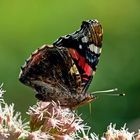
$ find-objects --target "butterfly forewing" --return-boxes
[53,20,103,93]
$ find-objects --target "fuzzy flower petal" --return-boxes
[0,83,5,98]
[102,123,135,140]
[27,101,95,139]
[0,85,29,140]
[27,130,55,140]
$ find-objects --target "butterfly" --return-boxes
[19,19,103,109]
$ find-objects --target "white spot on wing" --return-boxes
[89,44,94,52]
[94,19,99,22]
[81,36,88,43]
[79,45,82,49]
[89,44,101,54]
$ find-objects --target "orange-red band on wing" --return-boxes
[69,48,92,77]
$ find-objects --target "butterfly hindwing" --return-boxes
[19,45,82,103]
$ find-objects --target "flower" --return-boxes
[27,101,96,139]
[136,130,140,140]
[0,83,5,98]
[102,123,135,140]
[90,133,99,140]
[27,130,54,140]
[0,84,29,140]
[1,83,140,140]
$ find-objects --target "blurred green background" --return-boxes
[0,0,140,135]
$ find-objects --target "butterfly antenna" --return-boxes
[91,88,125,96]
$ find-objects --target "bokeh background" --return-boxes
[0,0,140,135]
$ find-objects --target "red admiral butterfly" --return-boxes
[19,20,103,109]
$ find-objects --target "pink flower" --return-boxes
[102,123,134,140]
[1,83,139,140]
[0,84,28,140]
[27,101,94,139]
[27,130,54,140]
